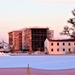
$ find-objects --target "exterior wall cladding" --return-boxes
[8,31,22,52]
[22,28,32,52]
[9,32,13,46]
[8,27,54,53]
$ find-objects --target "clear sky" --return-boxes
[0,0,75,42]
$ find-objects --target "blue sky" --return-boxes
[0,0,75,42]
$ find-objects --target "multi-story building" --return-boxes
[8,30,22,52]
[22,27,50,52]
[0,40,10,52]
[8,27,54,53]
[22,28,32,52]
[44,39,75,54]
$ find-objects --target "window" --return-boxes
[51,43,53,46]
[63,48,65,51]
[57,48,59,51]
[57,43,59,46]
[68,48,71,51]
[51,49,53,52]
[63,43,65,46]
[68,43,70,46]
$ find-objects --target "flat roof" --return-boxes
[47,38,75,42]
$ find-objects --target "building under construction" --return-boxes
[8,27,54,53]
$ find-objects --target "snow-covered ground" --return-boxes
[0,55,75,70]
[0,52,9,56]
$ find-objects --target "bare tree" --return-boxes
[60,9,75,39]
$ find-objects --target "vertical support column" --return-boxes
[27,64,30,75]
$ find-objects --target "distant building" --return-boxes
[8,27,54,53]
[8,30,22,52]
[44,39,75,54]
[0,40,10,52]
[47,30,54,39]
[22,27,49,52]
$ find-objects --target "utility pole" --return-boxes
[27,64,30,75]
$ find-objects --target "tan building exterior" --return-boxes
[47,30,54,39]
[22,28,32,52]
[45,39,75,54]
[8,30,22,52]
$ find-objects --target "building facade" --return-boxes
[45,39,75,54]
[8,27,54,53]
[8,31,22,52]
[0,41,10,52]
[22,27,50,52]
[22,28,32,52]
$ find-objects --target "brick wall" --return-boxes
[22,29,32,52]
